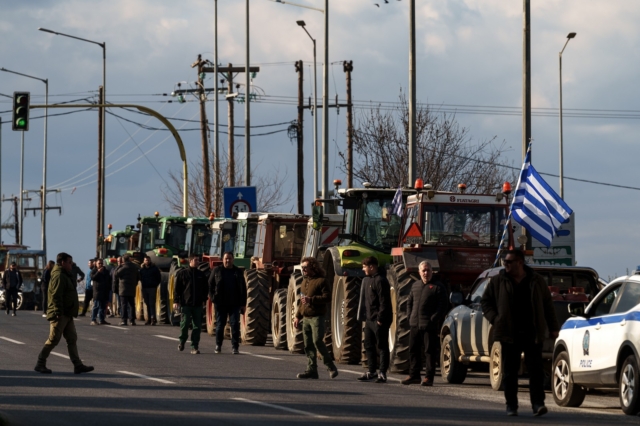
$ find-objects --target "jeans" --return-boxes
[364,320,390,374]
[409,326,439,379]
[502,338,545,409]
[302,316,335,373]
[37,315,81,366]
[179,305,203,349]
[91,298,107,322]
[5,287,18,313]
[120,296,135,322]
[215,304,240,348]
[142,287,157,320]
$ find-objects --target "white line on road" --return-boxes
[103,325,128,330]
[0,337,24,344]
[51,352,70,359]
[241,351,282,360]
[340,368,401,382]
[118,370,176,384]
[232,397,328,418]
[154,335,180,341]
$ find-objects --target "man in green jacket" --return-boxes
[35,252,94,374]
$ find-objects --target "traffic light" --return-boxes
[12,91,30,131]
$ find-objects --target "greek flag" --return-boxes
[511,148,573,247]
[391,186,403,217]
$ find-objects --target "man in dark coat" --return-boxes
[114,254,140,326]
[2,262,23,316]
[41,260,55,318]
[481,249,560,417]
[209,251,247,354]
[174,255,209,354]
[402,261,448,386]
[90,259,111,325]
[139,255,161,325]
[35,252,93,374]
[357,256,392,383]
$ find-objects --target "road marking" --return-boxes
[0,337,24,344]
[103,325,128,330]
[340,368,401,382]
[51,352,70,359]
[242,351,282,360]
[232,397,328,418]
[154,335,180,341]
[118,370,176,384]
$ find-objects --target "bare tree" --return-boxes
[162,146,293,217]
[340,91,515,193]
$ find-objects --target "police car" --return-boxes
[552,273,640,415]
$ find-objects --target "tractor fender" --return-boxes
[324,247,344,277]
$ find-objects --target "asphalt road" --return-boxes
[0,310,635,426]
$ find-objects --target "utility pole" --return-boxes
[227,64,235,187]
[24,187,61,240]
[96,86,104,257]
[193,54,212,215]
[344,61,354,188]
[214,0,220,217]
[321,0,329,200]
[2,197,20,245]
[408,0,417,187]
[522,0,532,249]
[295,60,304,214]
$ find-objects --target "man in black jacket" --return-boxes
[2,262,23,316]
[209,252,246,354]
[90,259,111,325]
[402,261,448,387]
[139,255,161,325]
[481,249,559,417]
[357,256,392,383]
[174,255,209,354]
[114,254,140,326]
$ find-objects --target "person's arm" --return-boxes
[481,278,498,324]
[433,283,449,322]
[377,276,392,325]
[76,266,85,281]
[207,267,217,301]
[238,269,247,312]
[154,267,162,285]
[90,269,100,280]
[311,276,330,306]
[48,276,63,319]
[18,271,23,286]
[173,271,183,306]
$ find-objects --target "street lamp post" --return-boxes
[559,32,576,199]
[297,20,318,200]
[39,27,106,255]
[0,68,48,251]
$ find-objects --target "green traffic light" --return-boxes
[16,118,26,128]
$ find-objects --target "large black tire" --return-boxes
[552,351,586,407]
[169,263,181,327]
[271,288,288,350]
[489,341,505,391]
[620,354,640,415]
[331,275,362,364]
[388,263,416,374]
[286,272,304,354]
[157,272,170,324]
[241,269,270,346]
[440,334,467,384]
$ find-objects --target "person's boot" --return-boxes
[297,371,319,379]
[34,361,52,374]
[144,320,151,325]
[74,364,94,374]
[151,318,157,326]
[328,364,339,379]
[119,320,128,326]
[130,320,136,326]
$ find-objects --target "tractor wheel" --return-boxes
[241,269,270,346]
[206,298,216,335]
[168,270,180,327]
[388,263,417,374]
[286,272,304,354]
[271,288,288,350]
[135,283,146,321]
[157,272,170,324]
[331,275,362,364]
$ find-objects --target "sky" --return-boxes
[0,0,639,280]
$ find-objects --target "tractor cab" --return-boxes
[251,213,308,275]
[183,217,213,258]
[132,213,188,271]
[103,225,139,258]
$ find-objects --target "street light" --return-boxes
[39,27,106,256]
[559,32,576,199]
[0,68,48,250]
[297,20,319,200]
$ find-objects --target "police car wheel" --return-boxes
[552,351,585,407]
[620,354,640,415]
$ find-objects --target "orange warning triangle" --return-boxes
[403,222,422,241]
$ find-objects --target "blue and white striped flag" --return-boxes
[391,186,403,217]
[511,147,573,247]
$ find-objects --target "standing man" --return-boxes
[401,261,448,386]
[110,256,123,317]
[209,251,246,354]
[114,254,140,326]
[34,252,94,374]
[481,249,559,417]
[174,255,208,354]
[294,257,338,379]
[90,259,111,325]
[139,255,161,325]
[358,256,392,383]
[41,260,55,318]
[79,259,95,316]
[2,262,22,316]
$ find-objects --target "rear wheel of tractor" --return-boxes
[241,269,270,346]
[388,263,416,374]
[271,288,288,350]
[489,341,505,391]
[157,272,170,324]
[286,272,304,354]
[331,275,362,364]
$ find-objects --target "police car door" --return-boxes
[460,277,490,356]
[570,282,622,378]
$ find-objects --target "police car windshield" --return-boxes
[423,205,504,247]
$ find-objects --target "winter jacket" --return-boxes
[46,265,79,320]
[407,277,448,329]
[481,266,560,345]
[139,263,162,289]
[362,272,392,327]
[114,261,140,297]
[71,263,85,282]
[2,270,23,289]
[85,269,93,290]
[174,267,208,307]
[41,268,52,290]
[296,275,330,319]
[91,267,112,301]
[209,265,247,308]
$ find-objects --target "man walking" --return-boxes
[481,249,559,417]
[401,261,448,387]
[357,256,392,383]
[174,255,208,354]
[34,252,94,375]
[79,259,95,316]
[2,262,22,316]
[114,254,139,326]
[139,255,161,325]
[294,257,338,379]
[90,259,111,325]
[209,252,246,354]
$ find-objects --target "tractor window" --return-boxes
[302,226,317,259]
[252,223,266,258]
[140,224,160,252]
[358,197,402,251]
[403,205,418,235]
[244,222,259,257]
[273,223,306,258]
[423,205,503,247]
[191,227,212,256]
[165,224,188,251]
[13,256,35,268]
[37,256,45,270]
[221,226,237,255]
[210,231,221,257]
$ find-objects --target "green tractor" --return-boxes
[103,224,139,259]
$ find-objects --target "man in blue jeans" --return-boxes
[209,252,246,354]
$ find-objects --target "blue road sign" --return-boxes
[223,186,257,218]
